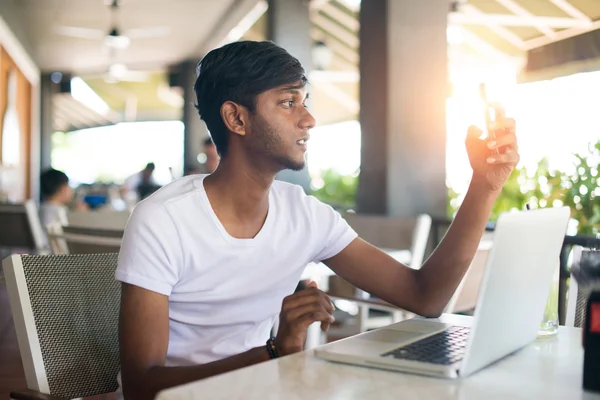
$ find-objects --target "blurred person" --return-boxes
[121,162,158,203]
[116,41,519,400]
[202,136,220,173]
[186,137,221,175]
[39,168,87,227]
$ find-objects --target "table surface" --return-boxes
[156,314,600,400]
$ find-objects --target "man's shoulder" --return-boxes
[271,180,335,216]
[271,179,312,203]
[132,175,204,215]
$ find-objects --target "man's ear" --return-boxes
[221,101,249,137]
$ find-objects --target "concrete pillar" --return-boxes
[39,74,54,175]
[267,0,312,193]
[179,60,210,175]
[357,0,448,218]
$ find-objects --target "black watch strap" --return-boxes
[266,337,279,359]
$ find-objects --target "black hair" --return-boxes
[194,41,307,157]
[145,162,155,170]
[203,137,214,147]
[40,168,69,199]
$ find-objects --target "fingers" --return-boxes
[466,125,483,142]
[282,293,334,317]
[488,118,515,138]
[486,151,520,165]
[297,311,335,331]
[486,132,518,152]
[280,285,336,332]
[282,301,335,331]
[281,286,334,313]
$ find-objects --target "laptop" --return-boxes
[315,206,571,379]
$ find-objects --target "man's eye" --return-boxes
[285,100,294,108]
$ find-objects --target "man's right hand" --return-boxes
[274,281,335,356]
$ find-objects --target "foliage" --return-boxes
[311,169,358,210]
[448,141,600,235]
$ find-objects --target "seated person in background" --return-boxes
[121,162,158,202]
[116,41,519,400]
[185,137,221,175]
[39,168,87,228]
[201,137,220,174]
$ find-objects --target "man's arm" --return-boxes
[119,282,335,400]
[324,119,519,318]
[119,283,270,400]
[323,179,497,318]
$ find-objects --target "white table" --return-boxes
[156,314,599,400]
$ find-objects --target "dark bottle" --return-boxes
[584,290,600,393]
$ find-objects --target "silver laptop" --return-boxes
[315,206,570,379]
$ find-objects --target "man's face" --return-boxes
[245,81,315,171]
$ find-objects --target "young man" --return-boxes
[116,41,519,399]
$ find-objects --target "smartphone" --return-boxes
[479,83,500,156]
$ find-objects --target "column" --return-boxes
[357,0,448,218]
[178,60,210,175]
[39,73,54,175]
[267,0,312,193]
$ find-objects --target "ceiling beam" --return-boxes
[197,0,264,55]
[309,0,330,10]
[54,94,119,129]
[319,2,359,32]
[452,26,512,60]
[310,28,358,66]
[53,101,90,131]
[460,5,526,50]
[548,0,591,22]
[449,12,591,29]
[315,81,359,114]
[524,18,600,50]
[311,12,359,49]
[310,70,359,83]
[495,0,556,38]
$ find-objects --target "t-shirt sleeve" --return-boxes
[309,197,358,263]
[115,201,183,296]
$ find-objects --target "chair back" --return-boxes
[0,200,46,251]
[66,210,130,231]
[47,223,122,255]
[2,253,121,398]
[343,213,431,268]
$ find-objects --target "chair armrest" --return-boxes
[328,293,403,313]
[9,389,65,400]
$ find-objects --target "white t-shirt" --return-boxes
[115,174,357,366]
[39,202,68,229]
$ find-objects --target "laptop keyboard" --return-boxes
[381,326,471,365]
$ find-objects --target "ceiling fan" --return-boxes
[103,62,151,83]
[54,0,170,50]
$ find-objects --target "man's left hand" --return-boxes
[466,115,520,193]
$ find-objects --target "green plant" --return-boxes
[448,141,600,235]
[311,169,358,210]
